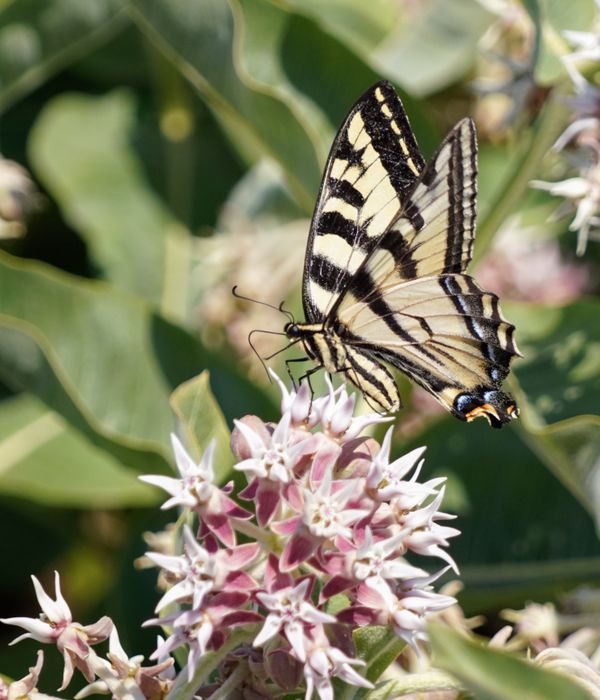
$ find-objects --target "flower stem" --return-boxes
[165,627,258,700]
[205,662,247,699]
[233,518,276,546]
[473,83,570,265]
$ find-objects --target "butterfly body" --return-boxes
[286,81,521,428]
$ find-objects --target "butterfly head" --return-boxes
[284,322,302,340]
[453,389,519,429]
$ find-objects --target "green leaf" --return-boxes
[532,0,597,85]
[473,88,570,264]
[510,301,600,424]
[0,393,155,507]
[0,251,270,467]
[170,371,233,480]
[276,0,402,57]
[0,0,127,111]
[428,622,591,700]
[353,626,405,683]
[504,299,600,523]
[372,0,493,97]
[29,90,192,320]
[232,0,333,164]
[457,557,600,615]
[128,0,322,212]
[362,672,461,700]
[286,0,494,97]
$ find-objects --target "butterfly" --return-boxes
[283,81,521,428]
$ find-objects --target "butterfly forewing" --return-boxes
[378,118,478,283]
[303,81,425,322]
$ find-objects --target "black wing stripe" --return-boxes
[310,255,347,293]
[345,347,398,410]
[316,211,358,244]
[444,132,461,273]
[329,178,366,209]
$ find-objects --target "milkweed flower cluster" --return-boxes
[140,373,458,698]
[1,374,459,699]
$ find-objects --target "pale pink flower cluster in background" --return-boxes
[1,375,459,699]
[531,2,600,255]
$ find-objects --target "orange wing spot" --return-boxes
[465,403,499,425]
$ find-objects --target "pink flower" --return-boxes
[1,572,112,690]
[301,625,373,700]
[146,525,258,612]
[278,469,370,571]
[271,370,319,429]
[140,434,251,546]
[254,577,336,661]
[342,572,456,650]
[76,628,175,699]
[0,650,54,700]
[312,377,391,442]
[233,414,316,526]
[147,592,261,682]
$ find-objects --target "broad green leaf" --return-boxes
[29,91,192,321]
[285,0,494,97]
[0,251,271,466]
[170,371,233,480]
[428,622,591,700]
[232,0,332,165]
[510,301,600,424]
[509,300,600,514]
[372,0,493,97]
[128,0,322,212]
[0,0,126,111]
[0,393,155,507]
[362,672,460,700]
[272,0,401,57]
[473,88,570,263]
[458,556,600,615]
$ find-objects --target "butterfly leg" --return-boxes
[285,356,311,390]
[297,365,323,412]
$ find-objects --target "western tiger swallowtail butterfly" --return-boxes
[283,81,520,428]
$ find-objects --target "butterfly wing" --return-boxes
[336,274,519,423]
[371,117,478,284]
[302,81,425,323]
[332,119,520,426]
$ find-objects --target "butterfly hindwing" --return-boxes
[303,81,425,323]
[335,274,519,418]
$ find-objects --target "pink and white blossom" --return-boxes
[140,434,251,546]
[1,572,112,690]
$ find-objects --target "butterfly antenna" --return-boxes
[232,286,294,322]
[247,329,303,383]
[277,300,295,324]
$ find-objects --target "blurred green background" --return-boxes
[0,0,599,687]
